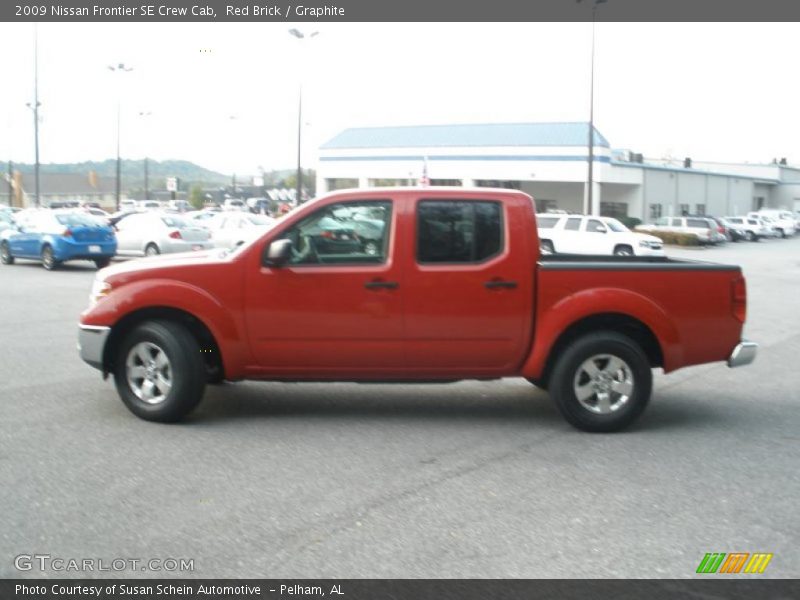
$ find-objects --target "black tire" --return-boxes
[113,320,206,422]
[540,240,555,255]
[746,231,757,242]
[41,245,58,270]
[548,331,652,432]
[94,257,111,269]
[144,243,160,257]
[778,228,787,239]
[0,241,14,265]
[613,245,634,256]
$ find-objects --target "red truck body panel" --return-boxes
[80,187,747,382]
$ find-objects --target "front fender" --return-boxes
[81,278,248,377]
[521,287,682,379]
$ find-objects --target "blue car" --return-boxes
[0,209,117,270]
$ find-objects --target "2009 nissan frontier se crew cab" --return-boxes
[78,187,757,432]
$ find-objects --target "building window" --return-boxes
[537,199,559,212]
[679,203,690,216]
[600,202,628,218]
[326,178,358,191]
[695,204,706,215]
[428,179,462,187]
[475,180,521,190]
[417,200,502,264]
[753,197,765,210]
[649,204,662,220]
[369,179,414,187]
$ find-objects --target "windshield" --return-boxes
[605,218,630,232]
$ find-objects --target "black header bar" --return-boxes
[5,0,800,22]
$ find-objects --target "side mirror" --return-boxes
[262,238,293,267]
[593,225,607,233]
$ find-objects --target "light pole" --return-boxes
[138,111,152,200]
[26,25,41,208]
[288,28,318,205]
[579,0,607,215]
[108,63,133,211]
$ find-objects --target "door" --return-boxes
[582,217,611,254]
[114,213,148,255]
[557,216,584,253]
[244,199,404,376]
[403,197,532,374]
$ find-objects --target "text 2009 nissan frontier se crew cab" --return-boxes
[78,187,757,432]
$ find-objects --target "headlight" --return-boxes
[89,279,112,307]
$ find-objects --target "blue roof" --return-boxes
[321,122,610,150]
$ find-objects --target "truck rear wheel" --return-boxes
[548,331,652,432]
[113,320,206,422]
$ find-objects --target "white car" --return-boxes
[753,210,796,238]
[206,212,276,249]
[114,212,214,256]
[223,198,246,211]
[723,216,771,242]
[138,200,162,211]
[537,214,664,256]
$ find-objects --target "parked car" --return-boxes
[537,214,664,256]
[185,209,222,226]
[138,200,163,211]
[114,212,214,257]
[119,199,138,211]
[753,210,796,238]
[246,197,271,215]
[167,200,191,213]
[636,216,721,245]
[719,218,745,242]
[0,209,116,270]
[78,187,756,432]
[0,210,14,234]
[206,212,276,250]
[723,216,771,242]
[223,198,246,211]
[747,214,782,238]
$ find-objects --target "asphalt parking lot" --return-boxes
[1,238,798,579]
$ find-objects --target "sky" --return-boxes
[1,22,799,178]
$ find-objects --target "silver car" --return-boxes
[114,212,214,257]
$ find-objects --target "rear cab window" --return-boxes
[416,200,503,264]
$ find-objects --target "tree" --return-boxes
[189,184,205,210]
[283,169,316,198]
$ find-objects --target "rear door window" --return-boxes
[687,218,709,228]
[564,218,582,231]
[417,201,502,263]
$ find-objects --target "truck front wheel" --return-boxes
[113,320,206,422]
[548,331,652,432]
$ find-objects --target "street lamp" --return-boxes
[288,28,319,205]
[578,0,607,215]
[108,63,133,211]
[138,111,152,200]
[26,25,41,208]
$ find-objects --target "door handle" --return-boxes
[484,280,517,290]
[365,280,399,290]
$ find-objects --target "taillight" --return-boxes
[718,226,725,234]
[169,230,182,240]
[732,276,747,323]
[62,228,73,237]
[320,231,334,239]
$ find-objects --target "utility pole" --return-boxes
[26,25,42,208]
[108,63,133,211]
[288,28,319,205]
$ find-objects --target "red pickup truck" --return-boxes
[78,188,757,432]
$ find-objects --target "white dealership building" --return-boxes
[316,122,800,220]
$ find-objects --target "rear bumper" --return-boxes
[77,324,110,371]
[727,340,758,368]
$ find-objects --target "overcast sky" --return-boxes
[1,22,799,177]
